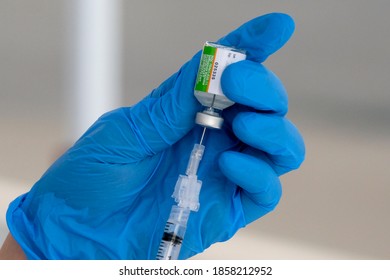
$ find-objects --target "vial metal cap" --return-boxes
[195,111,224,129]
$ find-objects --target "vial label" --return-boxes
[195,43,246,97]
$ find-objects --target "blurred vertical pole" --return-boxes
[66,0,122,143]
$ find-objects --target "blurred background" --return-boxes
[0,0,389,259]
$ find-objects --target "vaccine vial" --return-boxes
[194,42,246,129]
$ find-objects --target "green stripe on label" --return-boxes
[195,46,217,92]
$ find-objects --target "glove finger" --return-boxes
[124,14,294,157]
[222,60,288,115]
[150,12,294,100]
[218,13,295,62]
[233,113,305,175]
[219,151,282,224]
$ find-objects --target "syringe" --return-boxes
[156,136,206,260]
[156,42,245,260]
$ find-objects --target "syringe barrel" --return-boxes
[156,206,190,260]
[167,205,191,227]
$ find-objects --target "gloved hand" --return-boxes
[6,13,305,259]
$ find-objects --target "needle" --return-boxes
[199,127,207,146]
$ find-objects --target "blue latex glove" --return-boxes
[6,13,305,259]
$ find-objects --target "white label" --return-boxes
[207,48,246,96]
